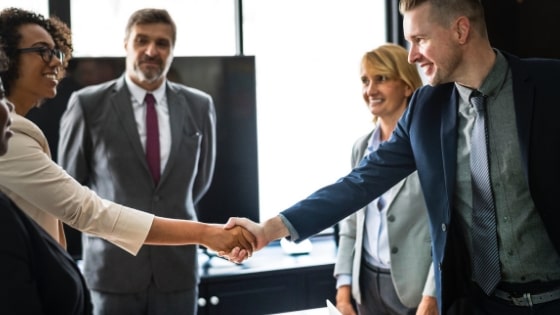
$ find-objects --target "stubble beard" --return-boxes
[135,63,163,84]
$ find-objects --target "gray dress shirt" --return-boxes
[453,51,560,283]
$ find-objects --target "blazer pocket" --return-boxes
[182,130,202,144]
[179,131,203,160]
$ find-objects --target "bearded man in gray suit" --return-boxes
[58,8,216,315]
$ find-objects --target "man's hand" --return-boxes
[202,224,256,263]
[221,216,290,261]
[223,217,270,251]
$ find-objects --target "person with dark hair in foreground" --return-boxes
[0,44,92,314]
[0,7,253,313]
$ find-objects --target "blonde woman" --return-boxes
[333,44,436,315]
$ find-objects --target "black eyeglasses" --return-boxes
[17,46,65,64]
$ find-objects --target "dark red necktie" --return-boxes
[145,93,160,184]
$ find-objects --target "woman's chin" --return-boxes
[45,89,58,99]
[35,96,54,108]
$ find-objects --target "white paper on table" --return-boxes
[326,300,342,315]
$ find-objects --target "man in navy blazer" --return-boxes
[226,1,560,314]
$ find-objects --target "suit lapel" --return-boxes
[110,77,151,174]
[160,83,187,182]
[356,128,406,212]
[510,58,533,181]
[440,87,459,210]
[385,178,406,212]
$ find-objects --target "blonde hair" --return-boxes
[361,43,423,93]
[361,44,423,123]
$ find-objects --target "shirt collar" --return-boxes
[478,49,509,98]
[455,49,509,104]
[367,125,382,153]
[124,75,167,105]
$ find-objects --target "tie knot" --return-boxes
[145,93,156,106]
[469,91,486,112]
[377,196,386,211]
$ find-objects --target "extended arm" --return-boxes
[146,217,255,259]
[1,114,253,259]
[223,216,289,252]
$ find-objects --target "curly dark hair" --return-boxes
[0,46,7,74]
[0,7,73,97]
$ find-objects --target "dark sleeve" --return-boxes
[0,193,92,314]
[0,194,45,314]
[58,91,91,184]
[281,107,416,242]
[192,93,217,205]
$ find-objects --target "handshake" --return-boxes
[200,216,289,264]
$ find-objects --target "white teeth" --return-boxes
[45,74,56,80]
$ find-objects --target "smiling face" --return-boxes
[10,23,63,114]
[361,67,413,122]
[125,22,174,91]
[403,2,462,86]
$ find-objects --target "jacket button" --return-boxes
[441,223,447,232]
[391,247,398,254]
[387,215,395,222]
[153,195,161,201]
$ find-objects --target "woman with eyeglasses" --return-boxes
[0,34,93,314]
[0,7,253,267]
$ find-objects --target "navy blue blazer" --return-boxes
[0,192,92,314]
[281,51,560,313]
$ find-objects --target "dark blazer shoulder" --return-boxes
[502,49,560,103]
[73,77,121,98]
[403,82,456,131]
[68,77,122,112]
[503,50,560,70]
[167,81,213,104]
[412,83,455,105]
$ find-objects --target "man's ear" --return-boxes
[454,16,471,45]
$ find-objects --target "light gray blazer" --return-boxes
[58,75,216,292]
[334,129,435,307]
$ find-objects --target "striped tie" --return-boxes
[469,91,501,295]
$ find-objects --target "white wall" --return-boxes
[243,0,387,222]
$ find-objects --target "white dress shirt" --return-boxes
[362,127,394,269]
[125,76,172,173]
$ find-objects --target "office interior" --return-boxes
[9,0,560,314]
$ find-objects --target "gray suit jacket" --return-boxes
[58,75,216,292]
[334,129,435,307]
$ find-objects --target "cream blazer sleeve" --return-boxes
[0,113,153,255]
